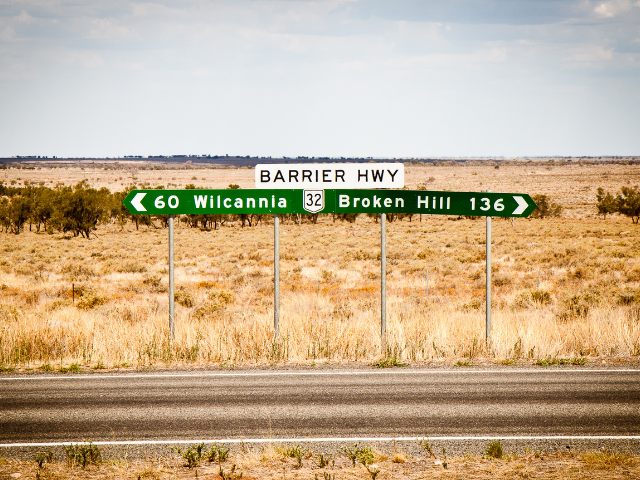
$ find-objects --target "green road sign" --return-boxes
[123,189,537,217]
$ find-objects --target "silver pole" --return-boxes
[381,213,387,353]
[274,214,280,339]
[486,191,491,345]
[168,215,175,347]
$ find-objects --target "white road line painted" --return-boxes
[2,436,640,448]
[1,368,638,381]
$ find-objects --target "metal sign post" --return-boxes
[486,191,492,345]
[381,213,387,353]
[274,214,280,339]
[168,214,175,348]
[121,187,536,346]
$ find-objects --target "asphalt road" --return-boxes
[1,369,639,445]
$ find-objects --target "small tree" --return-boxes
[596,187,617,219]
[530,194,562,219]
[51,181,110,238]
[617,187,640,224]
[7,196,31,234]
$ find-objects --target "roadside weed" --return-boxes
[374,354,407,368]
[207,443,230,464]
[315,473,335,480]
[364,463,380,479]
[64,443,101,468]
[276,444,309,468]
[535,357,586,366]
[34,450,54,468]
[315,453,333,468]
[219,464,243,480]
[486,440,504,459]
[418,438,436,458]
[171,443,206,468]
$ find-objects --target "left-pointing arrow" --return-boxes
[131,192,147,212]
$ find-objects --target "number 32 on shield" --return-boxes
[303,189,325,214]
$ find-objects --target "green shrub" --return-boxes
[207,443,230,464]
[485,440,503,459]
[276,444,309,469]
[171,443,206,468]
[530,194,562,218]
[64,443,101,468]
[339,444,376,467]
[34,450,54,468]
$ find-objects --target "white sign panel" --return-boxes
[255,163,404,189]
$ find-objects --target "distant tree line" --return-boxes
[0,181,121,237]
[596,187,640,223]
[0,181,589,238]
[0,182,371,238]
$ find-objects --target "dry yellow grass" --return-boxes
[1,447,638,479]
[1,162,640,370]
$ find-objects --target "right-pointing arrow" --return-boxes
[131,192,147,212]
[512,195,528,215]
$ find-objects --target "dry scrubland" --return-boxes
[1,162,640,370]
[1,444,639,480]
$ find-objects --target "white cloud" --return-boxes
[567,45,613,63]
[1,0,639,157]
[594,0,634,18]
[87,18,130,40]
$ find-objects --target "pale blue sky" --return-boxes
[0,0,639,158]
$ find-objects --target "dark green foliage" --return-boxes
[530,194,562,218]
[171,443,206,468]
[315,453,332,468]
[374,354,407,368]
[336,213,359,223]
[617,187,640,224]
[596,187,617,219]
[34,450,54,468]
[418,438,436,458]
[485,440,503,459]
[51,181,112,238]
[595,186,640,223]
[276,444,308,468]
[7,195,32,234]
[207,443,230,464]
[0,180,270,235]
[339,443,375,467]
[64,443,101,468]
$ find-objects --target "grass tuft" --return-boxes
[485,440,504,459]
